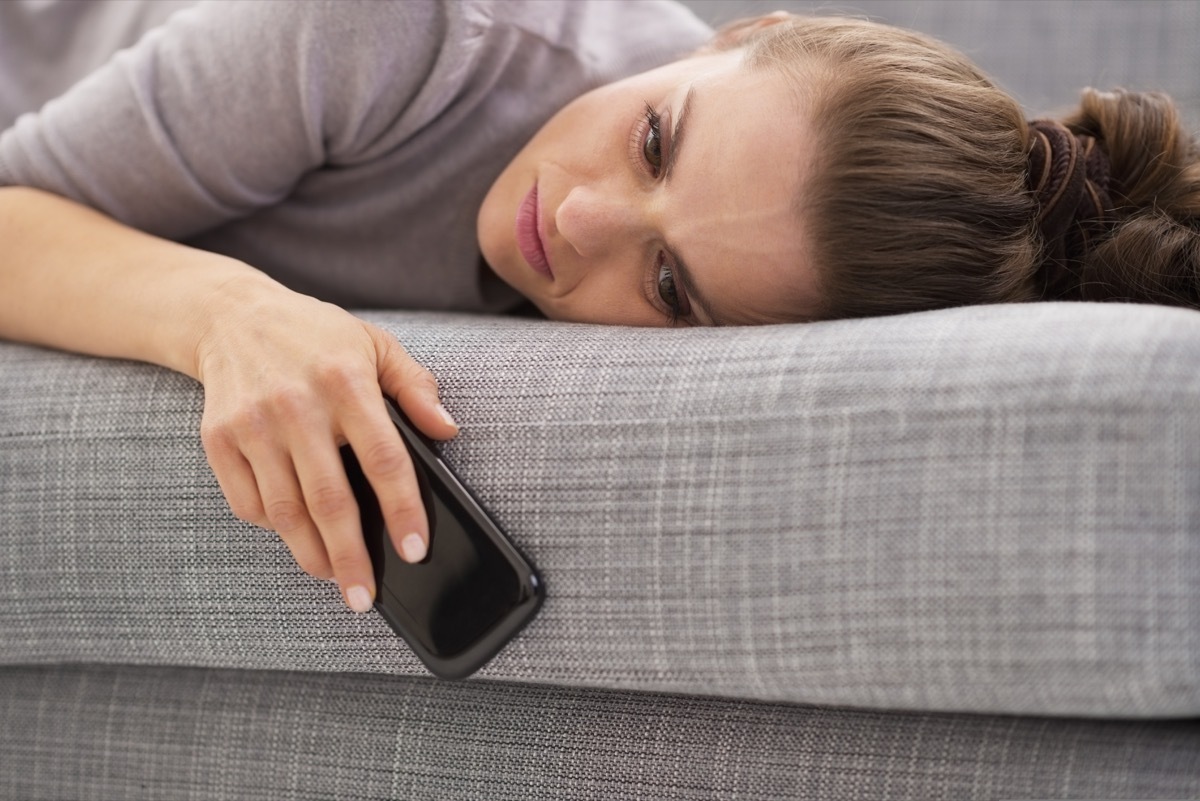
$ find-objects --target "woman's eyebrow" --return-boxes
[663,85,695,185]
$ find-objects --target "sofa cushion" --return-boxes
[3,662,1198,800]
[1,302,1198,716]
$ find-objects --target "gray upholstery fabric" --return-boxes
[4,303,1199,718]
[681,0,1200,127]
[2,663,1198,801]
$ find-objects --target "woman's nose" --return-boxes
[555,184,643,259]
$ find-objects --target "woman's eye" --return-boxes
[643,108,663,172]
[657,260,680,314]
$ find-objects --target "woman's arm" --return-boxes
[0,0,446,238]
[0,1,461,615]
[0,186,254,374]
[0,186,455,613]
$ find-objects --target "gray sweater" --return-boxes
[0,0,712,312]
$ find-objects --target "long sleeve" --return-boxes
[0,0,449,240]
[0,0,711,313]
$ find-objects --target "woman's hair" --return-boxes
[726,15,1200,319]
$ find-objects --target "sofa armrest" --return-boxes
[2,302,1198,717]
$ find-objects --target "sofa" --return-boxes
[3,2,1199,799]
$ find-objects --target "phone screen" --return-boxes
[340,402,542,677]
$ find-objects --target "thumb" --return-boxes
[371,325,459,440]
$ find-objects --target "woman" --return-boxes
[1,1,1196,615]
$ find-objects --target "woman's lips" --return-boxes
[516,183,553,279]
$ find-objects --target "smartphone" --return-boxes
[340,397,543,680]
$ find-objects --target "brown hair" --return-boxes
[729,15,1200,319]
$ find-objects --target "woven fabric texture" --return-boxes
[2,302,1199,717]
[682,0,1200,127]
[2,662,1198,801]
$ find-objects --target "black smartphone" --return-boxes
[340,397,543,680]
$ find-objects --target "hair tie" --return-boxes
[1026,119,1114,296]
[1027,122,1108,297]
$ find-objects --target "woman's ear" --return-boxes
[700,11,792,53]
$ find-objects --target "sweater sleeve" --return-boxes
[0,0,448,240]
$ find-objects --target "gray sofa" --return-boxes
[3,2,1200,799]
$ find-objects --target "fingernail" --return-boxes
[401,532,427,563]
[436,404,458,430]
[346,585,374,614]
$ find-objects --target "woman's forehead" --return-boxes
[662,63,818,323]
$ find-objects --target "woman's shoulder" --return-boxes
[0,0,196,129]
[481,0,713,81]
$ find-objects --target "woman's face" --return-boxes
[477,48,817,326]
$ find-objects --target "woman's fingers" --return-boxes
[369,326,462,563]
[340,392,431,567]
[201,419,270,529]
[263,380,429,614]
[373,325,459,441]
[248,447,335,582]
[243,383,378,610]
[287,433,376,611]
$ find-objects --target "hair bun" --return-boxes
[1026,119,1114,296]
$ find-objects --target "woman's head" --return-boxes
[476,31,821,326]
[751,15,1200,317]
[753,14,1040,319]
[479,12,1200,325]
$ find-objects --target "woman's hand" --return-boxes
[193,274,457,613]
[0,188,448,613]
